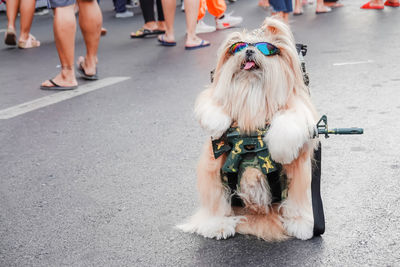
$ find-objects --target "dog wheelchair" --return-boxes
[209,44,363,237]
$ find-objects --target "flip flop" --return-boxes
[384,0,400,6]
[131,28,165,38]
[40,79,78,91]
[4,28,17,46]
[77,61,99,80]
[185,39,210,50]
[18,34,41,49]
[158,35,176,46]
[316,6,332,13]
[293,11,303,15]
[360,1,384,9]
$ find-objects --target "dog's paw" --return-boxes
[265,116,312,164]
[177,214,245,240]
[282,216,314,240]
[202,112,232,139]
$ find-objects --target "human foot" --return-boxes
[4,28,17,46]
[77,56,98,80]
[157,34,176,46]
[316,5,332,13]
[185,36,210,50]
[40,70,78,90]
[18,34,40,49]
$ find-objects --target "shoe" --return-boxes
[18,34,40,49]
[360,1,384,9]
[384,0,400,6]
[196,20,216,34]
[316,6,332,13]
[4,28,17,46]
[131,28,165,38]
[158,35,176,46]
[185,39,210,50]
[216,12,243,30]
[115,10,134,18]
[77,57,98,80]
[181,2,185,12]
[34,8,49,16]
[40,79,78,91]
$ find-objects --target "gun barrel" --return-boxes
[318,128,364,135]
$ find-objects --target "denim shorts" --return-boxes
[47,0,76,8]
[269,0,293,12]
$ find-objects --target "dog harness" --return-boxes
[212,126,288,204]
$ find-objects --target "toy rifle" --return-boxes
[315,115,364,138]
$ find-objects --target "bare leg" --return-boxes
[160,0,176,42]
[184,0,209,47]
[18,0,36,41]
[6,0,19,30]
[156,21,166,31]
[77,0,102,76]
[41,5,77,88]
[294,0,303,13]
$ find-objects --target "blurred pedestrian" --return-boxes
[159,0,210,50]
[113,0,134,18]
[130,0,165,38]
[361,0,399,9]
[196,0,243,34]
[4,0,40,48]
[40,0,102,90]
[268,0,292,23]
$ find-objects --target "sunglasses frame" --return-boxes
[229,42,281,56]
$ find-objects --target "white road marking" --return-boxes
[0,76,130,120]
[333,60,374,66]
[0,29,6,33]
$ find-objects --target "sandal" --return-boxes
[77,57,98,80]
[131,27,165,38]
[4,28,17,46]
[18,34,40,49]
[40,79,78,91]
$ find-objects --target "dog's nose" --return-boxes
[246,49,255,57]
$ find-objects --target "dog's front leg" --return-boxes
[264,99,316,165]
[177,142,244,240]
[280,156,314,240]
[194,89,232,139]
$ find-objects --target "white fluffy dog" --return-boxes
[178,18,319,241]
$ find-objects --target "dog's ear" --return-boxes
[213,31,243,85]
[261,16,292,37]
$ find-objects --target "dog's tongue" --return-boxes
[244,61,255,70]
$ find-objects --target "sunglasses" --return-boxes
[229,42,280,56]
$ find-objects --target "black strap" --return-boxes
[312,142,325,236]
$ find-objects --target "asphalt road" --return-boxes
[1,0,399,266]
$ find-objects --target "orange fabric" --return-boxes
[197,0,226,21]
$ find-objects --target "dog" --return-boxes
[178,18,319,241]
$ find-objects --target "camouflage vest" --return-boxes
[212,127,288,204]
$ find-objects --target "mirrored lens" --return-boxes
[255,42,279,56]
[230,42,248,54]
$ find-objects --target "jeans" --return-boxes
[113,0,127,13]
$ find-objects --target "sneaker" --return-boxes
[115,10,134,18]
[196,20,216,34]
[126,0,139,8]
[34,8,49,16]
[215,12,243,30]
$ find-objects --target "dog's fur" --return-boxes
[178,18,319,241]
